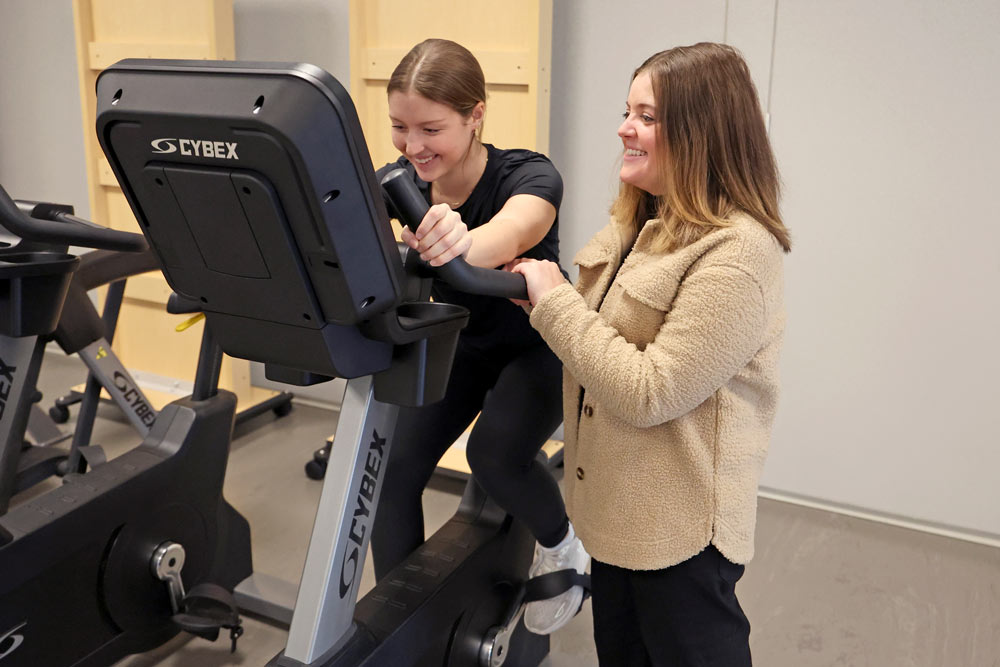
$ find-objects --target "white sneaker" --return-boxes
[523,523,590,635]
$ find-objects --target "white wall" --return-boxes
[234,0,349,85]
[0,0,90,216]
[763,0,1000,536]
[3,0,998,538]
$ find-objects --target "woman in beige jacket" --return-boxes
[512,43,792,665]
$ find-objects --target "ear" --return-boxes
[470,101,485,127]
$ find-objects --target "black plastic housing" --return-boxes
[96,60,405,379]
[368,302,468,405]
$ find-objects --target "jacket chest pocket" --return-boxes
[574,250,617,311]
[603,267,682,350]
[575,261,606,297]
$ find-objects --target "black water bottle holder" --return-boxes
[364,301,470,407]
[0,251,79,337]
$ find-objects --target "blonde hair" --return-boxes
[611,43,791,253]
[387,38,486,141]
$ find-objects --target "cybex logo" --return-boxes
[112,371,156,428]
[0,355,16,423]
[150,138,178,154]
[338,430,387,598]
[150,138,239,160]
[0,622,26,661]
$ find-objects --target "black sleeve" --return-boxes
[500,154,563,211]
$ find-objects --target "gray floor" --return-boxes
[18,352,1000,666]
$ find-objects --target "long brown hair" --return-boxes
[387,38,486,141]
[611,42,791,253]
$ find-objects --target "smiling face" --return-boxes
[617,71,665,196]
[388,90,483,183]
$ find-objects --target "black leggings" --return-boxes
[371,340,567,580]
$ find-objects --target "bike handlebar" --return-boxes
[0,184,148,253]
[380,168,528,301]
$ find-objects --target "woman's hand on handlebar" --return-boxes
[508,258,567,309]
[400,203,472,267]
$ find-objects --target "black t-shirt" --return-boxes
[376,144,564,350]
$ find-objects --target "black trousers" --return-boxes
[370,339,567,580]
[591,546,752,667]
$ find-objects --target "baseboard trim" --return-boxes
[758,487,1000,549]
[288,396,341,412]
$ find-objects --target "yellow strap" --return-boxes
[175,312,205,332]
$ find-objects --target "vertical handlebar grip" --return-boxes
[379,168,428,232]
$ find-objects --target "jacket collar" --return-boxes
[572,217,661,309]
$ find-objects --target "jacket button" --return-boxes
[576,467,585,480]
[583,405,593,417]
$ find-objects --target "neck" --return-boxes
[431,141,487,207]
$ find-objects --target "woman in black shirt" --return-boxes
[369,39,589,636]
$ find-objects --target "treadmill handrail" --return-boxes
[0,184,147,253]
[380,168,529,301]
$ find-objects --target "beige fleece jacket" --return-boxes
[529,213,785,570]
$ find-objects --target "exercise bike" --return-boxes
[0,200,162,508]
[2,203,292,514]
[92,58,588,666]
[0,187,253,666]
